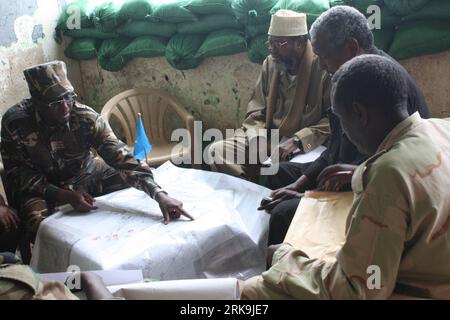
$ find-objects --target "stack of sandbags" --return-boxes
[247,35,269,64]
[165,29,247,70]
[165,0,247,69]
[196,29,247,58]
[59,0,250,70]
[341,0,400,52]
[342,0,450,60]
[386,0,450,60]
[230,0,275,64]
[56,0,450,71]
[56,0,121,63]
[118,0,198,69]
[97,37,131,72]
[54,0,94,43]
[165,34,205,69]
[91,1,126,33]
[231,0,276,25]
[271,0,330,27]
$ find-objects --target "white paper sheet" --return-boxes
[31,162,271,281]
[263,145,326,166]
[108,278,240,300]
[39,269,144,287]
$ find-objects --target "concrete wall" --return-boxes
[78,53,260,132]
[0,0,84,118]
[401,51,450,119]
[77,50,450,133]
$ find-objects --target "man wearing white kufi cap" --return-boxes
[208,9,331,182]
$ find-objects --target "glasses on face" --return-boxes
[265,40,289,50]
[47,93,77,109]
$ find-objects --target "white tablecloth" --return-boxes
[31,162,271,281]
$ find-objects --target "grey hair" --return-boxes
[310,5,374,50]
[331,54,408,115]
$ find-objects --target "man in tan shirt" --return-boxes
[208,10,330,181]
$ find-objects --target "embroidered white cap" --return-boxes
[268,10,308,37]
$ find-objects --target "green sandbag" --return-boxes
[177,15,242,34]
[55,0,93,43]
[248,34,269,64]
[403,0,450,22]
[384,0,431,16]
[98,38,131,72]
[347,0,383,13]
[119,0,152,20]
[245,22,269,38]
[92,1,125,33]
[231,0,277,25]
[151,0,198,23]
[120,36,167,57]
[329,0,348,7]
[64,38,101,60]
[56,0,93,30]
[349,2,400,30]
[378,5,401,29]
[117,20,177,38]
[63,28,119,39]
[165,34,205,70]
[372,28,395,52]
[183,0,234,15]
[196,29,247,58]
[270,0,330,27]
[389,21,450,60]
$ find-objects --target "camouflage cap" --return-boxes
[23,60,74,101]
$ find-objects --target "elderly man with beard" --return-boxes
[207,10,331,181]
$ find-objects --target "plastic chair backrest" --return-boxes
[101,88,191,147]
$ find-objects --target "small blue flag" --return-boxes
[133,113,153,161]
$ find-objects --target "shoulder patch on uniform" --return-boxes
[352,150,389,193]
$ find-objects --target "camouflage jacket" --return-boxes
[0,99,161,204]
[0,252,78,300]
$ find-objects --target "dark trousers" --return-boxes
[267,162,313,190]
[268,198,301,246]
[266,161,314,246]
[0,229,19,253]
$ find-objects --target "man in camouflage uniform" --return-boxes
[242,55,450,299]
[0,61,193,244]
[0,252,116,300]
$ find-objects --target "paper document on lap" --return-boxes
[284,191,354,262]
[31,162,271,281]
[263,145,327,166]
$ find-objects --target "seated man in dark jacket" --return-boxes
[261,5,431,245]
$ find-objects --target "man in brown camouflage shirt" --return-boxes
[0,252,116,300]
[0,61,193,246]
